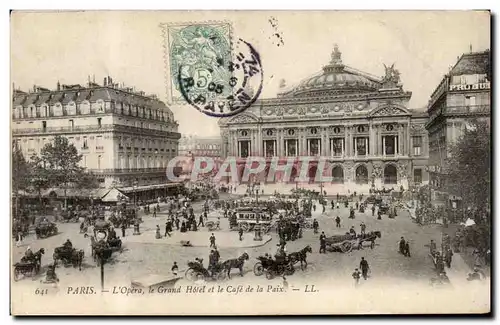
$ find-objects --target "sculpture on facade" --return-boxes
[381,63,401,88]
[397,161,409,179]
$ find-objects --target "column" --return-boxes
[273,141,276,156]
[344,126,349,157]
[321,129,327,156]
[307,139,310,156]
[354,137,357,157]
[295,139,298,157]
[285,139,288,157]
[238,141,241,158]
[382,136,386,156]
[341,138,345,157]
[365,138,368,156]
[329,139,333,157]
[407,122,411,156]
[398,126,403,156]
[378,126,383,155]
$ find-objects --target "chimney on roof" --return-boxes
[57,81,61,91]
[33,85,37,93]
[103,77,107,86]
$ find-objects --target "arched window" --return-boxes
[355,165,368,184]
[332,166,344,184]
[67,102,76,115]
[80,101,90,114]
[384,165,398,184]
[333,126,341,134]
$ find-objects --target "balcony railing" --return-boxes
[444,105,490,115]
[88,167,165,174]
[12,124,182,139]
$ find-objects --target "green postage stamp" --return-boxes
[161,21,233,105]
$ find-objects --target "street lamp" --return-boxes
[133,180,138,208]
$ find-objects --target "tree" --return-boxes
[445,119,490,221]
[40,135,84,209]
[29,154,51,208]
[12,142,30,217]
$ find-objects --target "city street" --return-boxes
[12,196,475,290]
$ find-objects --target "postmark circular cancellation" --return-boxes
[169,23,263,117]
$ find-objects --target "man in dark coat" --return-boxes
[360,257,369,280]
[319,231,326,254]
[335,216,341,228]
[209,233,216,248]
[399,237,406,255]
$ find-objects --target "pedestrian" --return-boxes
[164,221,171,237]
[213,246,220,264]
[153,206,157,218]
[121,223,126,237]
[444,248,453,268]
[319,231,326,254]
[336,202,340,209]
[313,204,316,212]
[322,204,325,214]
[238,227,244,241]
[355,201,359,210]
[155,225,162,239]
[331,200,334,210]
[171,262,178,276]
[175,217,180,230]
[209,233,216,248]
[198,214,204,227]
[430,240,437,255]
[372,204,376,216]
[405,240,411,257]
[399,237,406,255]
[349,226,356,237]
[377,210,382,220]
[312,219,319,234]
[352,268,361,287]
[360,222,366,235]
[360,257,369,280]
[335,216,341,228]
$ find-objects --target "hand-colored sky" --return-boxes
[11,11,490,136]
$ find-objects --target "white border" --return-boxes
[2,2,498,324]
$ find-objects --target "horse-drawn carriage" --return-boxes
[59,210,81,223]
[53,245,84,270]
[253,255,295,279]
[35,220,58,239]
[205,220,221,231]
[13,248,45,281]
[325,231,382,253]
[185,260,226,282]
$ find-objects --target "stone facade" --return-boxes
[12,77,181,192]
[219,45,429,191]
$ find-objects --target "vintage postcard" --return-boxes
[10,10,491,315]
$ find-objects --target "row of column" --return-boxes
[225,124,412,157]
[234,136,405,157]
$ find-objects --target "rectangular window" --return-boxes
[263,140,276,157]
[412,136,422,156]
[308,138,320,156]
[356,137,367,156]
[69,119,74,129]
[42,121,47,131]
[414,169,422,184]
[239,140,250,158]
[331,138,344,156]
[96,136,103,150]
[465,96,476,107]
[82,136,88,149]
[97,117,102,128]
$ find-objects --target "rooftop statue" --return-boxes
[382,63,401,88]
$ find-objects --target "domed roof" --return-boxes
[278,45,383,97]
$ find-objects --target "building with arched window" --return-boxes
[219,45,429,193]
[12,76,182,199]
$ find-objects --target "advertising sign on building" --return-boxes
[449,82,490,91]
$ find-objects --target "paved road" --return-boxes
[12,197,457,287]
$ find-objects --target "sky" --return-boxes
[11,11,490,136]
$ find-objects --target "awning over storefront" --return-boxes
[118,182,183,194]
[101,188,129,202]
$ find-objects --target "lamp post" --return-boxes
[133,180,138,209]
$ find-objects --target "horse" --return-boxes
[19,248,45,273]
[288,245,312,270]
[53,247,84,271]
[363,231,382,249]
[222,253,249,279]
